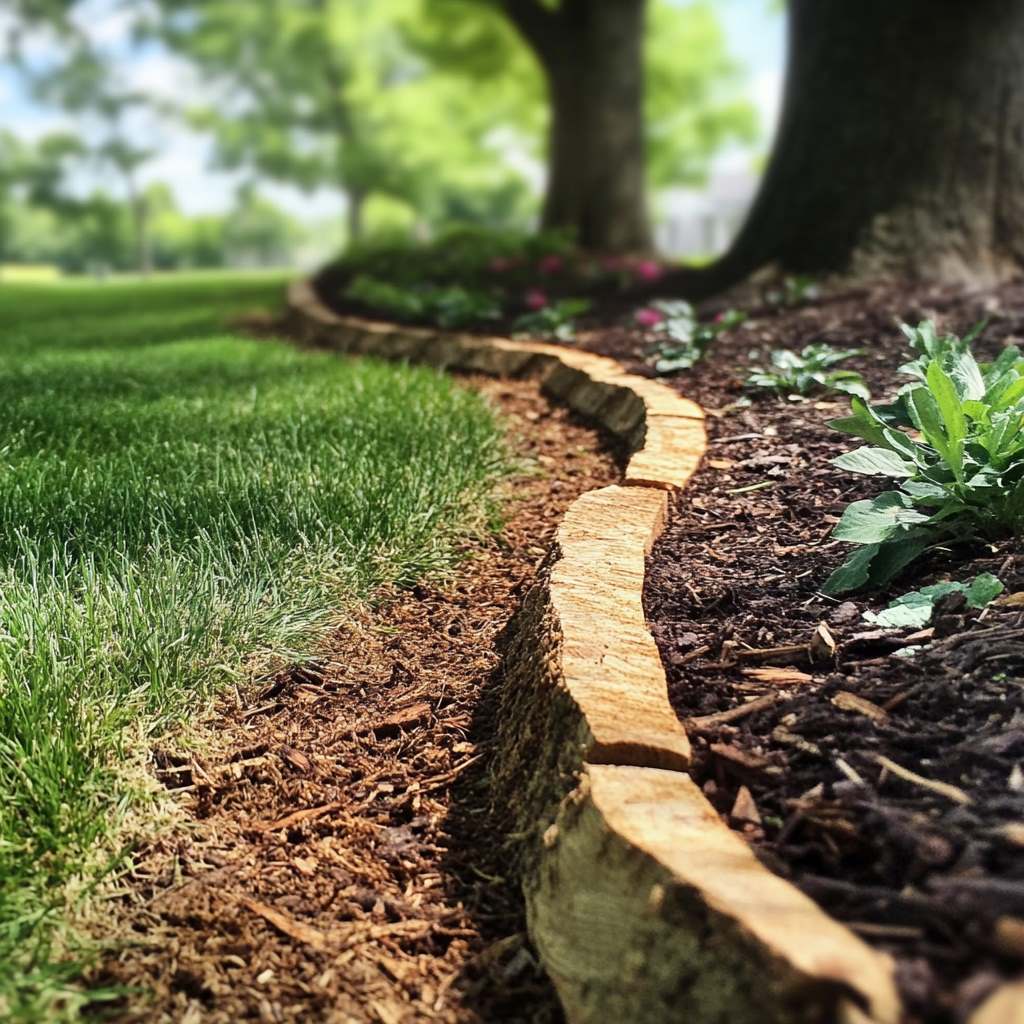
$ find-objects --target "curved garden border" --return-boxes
[286,279,903,1024]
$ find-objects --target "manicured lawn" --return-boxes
[0,273,509,1019]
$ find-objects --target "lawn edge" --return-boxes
[286,278,901,1024]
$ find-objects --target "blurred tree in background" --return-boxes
[415,0,754,251]
[2,0,757,268]
[144,0,754,250]
[149,0,535,243]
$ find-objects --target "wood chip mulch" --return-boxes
[86,375,620,1023]
[615,278,1024,1023]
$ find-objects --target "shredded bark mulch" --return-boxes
[625,279,1024,1023]
[87,375,619,1023]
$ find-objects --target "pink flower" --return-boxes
[525,288,548,310]
[634,307,665,328]
[634,259,663,282]
[538,254,564,274]
[488,256,511,272]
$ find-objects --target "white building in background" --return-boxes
[654,162,760,259]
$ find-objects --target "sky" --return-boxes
[0,0,785,223]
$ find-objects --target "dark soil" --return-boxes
[87,376,620,1023]
[629,278,1024,1024]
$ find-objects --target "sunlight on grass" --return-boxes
[0,273,509,1019]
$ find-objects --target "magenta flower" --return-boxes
[538,254,564,274]
[525,288,548,310]
[634,307,665,328]
[634,259,663,282]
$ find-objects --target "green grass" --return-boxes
[0,272,510,1019]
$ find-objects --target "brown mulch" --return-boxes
[624,278,1024,1024]
[87,375,620,1023]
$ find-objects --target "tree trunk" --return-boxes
[346,187,365,244]
[507,0,651,253]
[708,0,1024,290]
[130,193,151,275]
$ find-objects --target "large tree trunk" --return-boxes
[505,0,651,253]
[707,0,1024,291]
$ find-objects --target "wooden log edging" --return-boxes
[286,279,900,1024]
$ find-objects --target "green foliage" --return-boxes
[764,275,821,308]
[345,273,501,327]
[641,300,745,375]
[345,274,425,319]
[0,133,301,272]
[418,0,757,193]
[337,228,600,332]
[745,343,869,399]
[863,573,1003,629]
[824,322,1024,594]
[340,225,574,288]
[148,0,535,240]
[644,1,758,189]
[0,274,510,1017]
[512,297,590,340]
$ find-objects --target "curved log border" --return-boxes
[286,279,901,1024]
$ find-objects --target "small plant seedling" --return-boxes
[862,573,1003,629]
[639,300,745,375]
[512,297,590,340]
[764,274,821,308]
[824,320,1024,594]
[745,343,869,399]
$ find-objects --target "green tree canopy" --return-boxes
[147,0,531,241]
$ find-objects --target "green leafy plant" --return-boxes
[642,300,745,375]
[863,572,1003,629]
[745,343,869,399]
[344,275,499,327]
[512,297,590,340]
[425,285,501,328]
[824,322,1024,594]
[764,274,821,308]
[345,274,425,319]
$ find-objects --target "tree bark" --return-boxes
[505,0,651,253]
[705,0,1024,291]
[346,187,365,243]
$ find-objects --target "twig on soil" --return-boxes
[875,755,972,806]
[831,691,889,723]
[687,692,781,729]
[239,896,331,951]
[414,753,484,794]
[253,801,343,832]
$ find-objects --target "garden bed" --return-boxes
[309,265,1024,1023]
[627,281,1024,1023]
